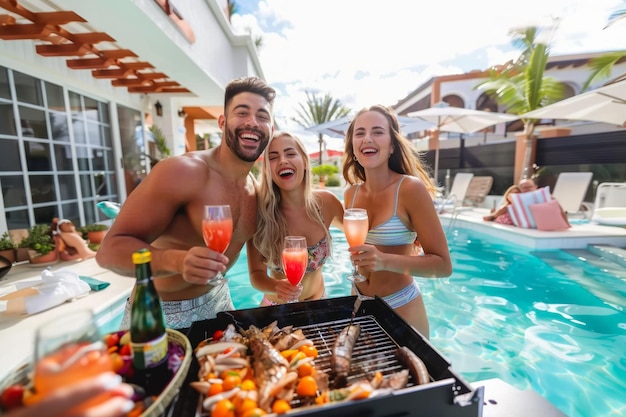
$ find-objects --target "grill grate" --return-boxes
[298,315,420,388]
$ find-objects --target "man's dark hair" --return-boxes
[224,76,276,109]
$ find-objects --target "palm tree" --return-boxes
[475,25,564,180]
[582,7,626,91]
[292,92,350,165]
[226,0,238,21]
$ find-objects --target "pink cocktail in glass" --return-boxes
[343,208,369,282]
[203,205,233,285]
[282,236,307,302]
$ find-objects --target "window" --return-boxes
[0,66,118,229]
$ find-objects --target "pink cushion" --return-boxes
[507,187,551,228]
[528,200,571,231]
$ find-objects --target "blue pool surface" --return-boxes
[106,226,626,417]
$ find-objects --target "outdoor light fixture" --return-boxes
[177,108,187,118]
[155,100,163,117]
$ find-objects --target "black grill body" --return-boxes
[173,296,483,417]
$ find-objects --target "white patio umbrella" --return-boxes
[522,79,626,126]
[407,105,520,134]
[407,104,519,182]
[306,115,435,138]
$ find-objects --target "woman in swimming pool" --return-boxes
[248,132,344,305]
[343,105,452,338]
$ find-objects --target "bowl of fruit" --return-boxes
[0,328,191,417]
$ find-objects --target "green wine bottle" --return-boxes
[130,248,172,396]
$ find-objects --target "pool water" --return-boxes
[225,227,626,417]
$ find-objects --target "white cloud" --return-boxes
[232,0,626,153]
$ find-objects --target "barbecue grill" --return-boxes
[172,296,484,417]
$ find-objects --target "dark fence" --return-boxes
[424,130,626,201]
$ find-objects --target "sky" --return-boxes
[229,0,626,153]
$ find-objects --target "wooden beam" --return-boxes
[92,68,133,79]
[111,78,150,87]
[36,43,91,57]
[98,49,137,59]
[70,32,115,44]
[150,81,180,88]
[136,72,167,80]
[31,11,86,25]
[0,23,51,40]
[0,14,16,25]
[66,57,114,69]
[119,62,153,70]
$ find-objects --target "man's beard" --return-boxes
[224,126,269,163]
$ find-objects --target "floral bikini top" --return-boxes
[271,236,330,274]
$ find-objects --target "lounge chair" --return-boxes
[591,182,626,227]
[464,176,494,207]
[551,172,593,218]
[434,173,474,213]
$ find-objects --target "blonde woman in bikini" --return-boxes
[343,105,452,338]
[248,132,344,305]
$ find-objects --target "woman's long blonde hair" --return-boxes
[252,132,330,267]
[342,105,436,196]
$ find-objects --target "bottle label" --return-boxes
[131,333,168,370]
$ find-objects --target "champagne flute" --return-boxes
[282,236,308,303]
[343,208,369,283]
[202,205,233,286]
[32,309,113,412]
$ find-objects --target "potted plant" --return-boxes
[0,231,17,264]
[81,223,109,244]
[19,224,57,265]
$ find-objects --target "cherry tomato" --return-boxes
[212,399,235,417]
[105,332,120,348]
[242,407,267,417]
[212,330,224,341]
[119,343,131,356]
[271,399,291,414]
[222,373,242,391]
[240,380,256,391]
[1,384,25,411]
[297,361,314,378]
[296,376,318,397]
[207,382,223,397]
[299,345,318,358]
[236,398,258,415]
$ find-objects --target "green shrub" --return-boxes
[325,175,341,187]
[312,164,339,183]
[19,224,55,255]
[0,232,16,251]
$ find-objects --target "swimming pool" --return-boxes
[226,227,625,417]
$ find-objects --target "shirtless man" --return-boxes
[96,76,275,329]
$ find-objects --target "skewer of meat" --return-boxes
[330,324,361,388]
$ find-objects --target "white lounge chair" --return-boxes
[464,176,494,207]
[592,182,626,227]
[551,172,593,218]
[435,173,474,213]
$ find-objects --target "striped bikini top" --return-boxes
[350,176,417,246]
